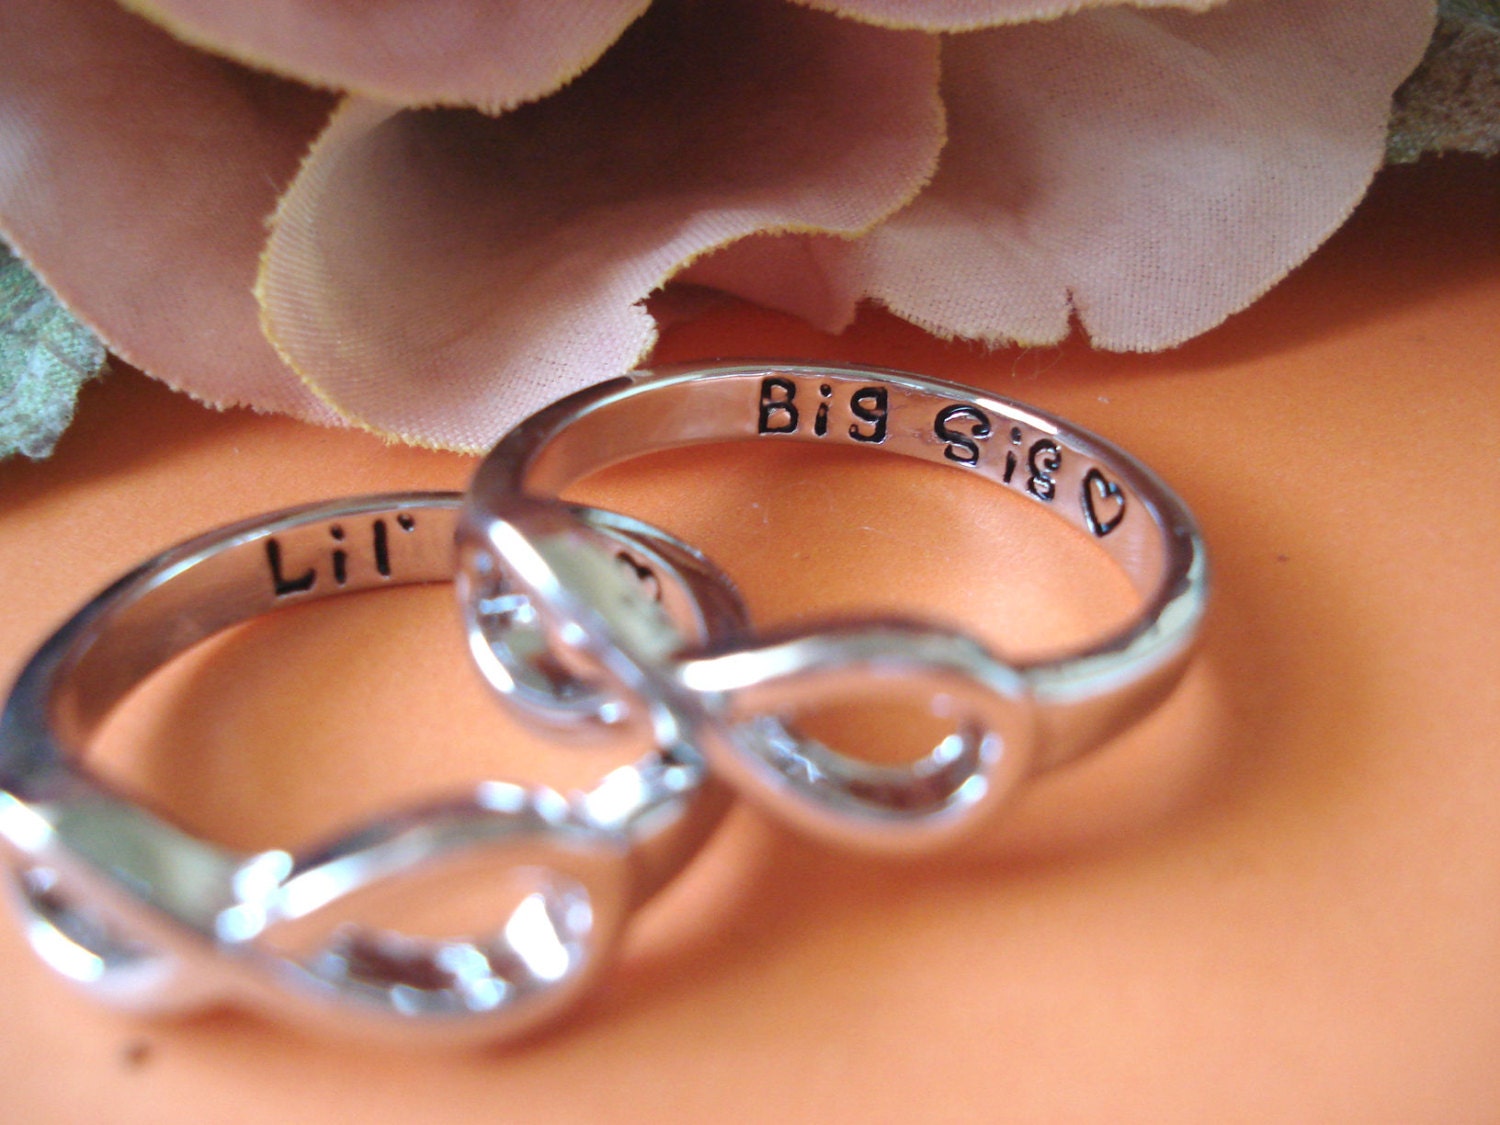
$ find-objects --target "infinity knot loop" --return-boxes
[2,362,1208,1045]
[0,495,740,1044]
[461,362,1208,854]
[461,499,1041,850]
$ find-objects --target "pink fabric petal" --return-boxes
[851,0,1436,350]
[124,0,650,113]
[675,233,864,336]
[796,0,1219,32]
[0,0,337,421]
[259,0,943,450]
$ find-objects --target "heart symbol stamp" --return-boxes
[1082,468,1126,537]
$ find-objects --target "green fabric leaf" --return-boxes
[0,242,107,460]
[1387,0,1500,162]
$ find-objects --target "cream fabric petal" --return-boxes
[259,0,944,450]
[125,0,650,113]
[854,0,1436,351]
[796,0,1219,32]
[0,0,337,421]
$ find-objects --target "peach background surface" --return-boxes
[0,157,1497,1121]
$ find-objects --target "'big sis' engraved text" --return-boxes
[758,377,888,444]
[265,514,418,597]
[933,404,1060,501]
[934,401,1124,534]
[755,376,1127,538]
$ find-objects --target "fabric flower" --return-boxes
[0,0,1436,452]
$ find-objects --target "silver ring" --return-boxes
[0,493,742,1044]
[460,362,1208,853]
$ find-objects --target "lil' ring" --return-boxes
[0,493,743,1044]
[460,362,1208,853]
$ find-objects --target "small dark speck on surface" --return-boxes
[120,1039,153,1070]
[1275,554,1291,563]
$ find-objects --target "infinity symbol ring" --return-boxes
[2,361,1207,1042]
[0,494,742,1044]
[461,362,1208,853]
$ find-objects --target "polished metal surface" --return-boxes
[0,493,742,1043]
[462,362,1209,852]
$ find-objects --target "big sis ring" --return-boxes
[0,493,743,1044]
[460,362,1208,854]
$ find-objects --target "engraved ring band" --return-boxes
[0,361,1207,1044]
[0,493,745,1044]
[461,362,1209,853]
